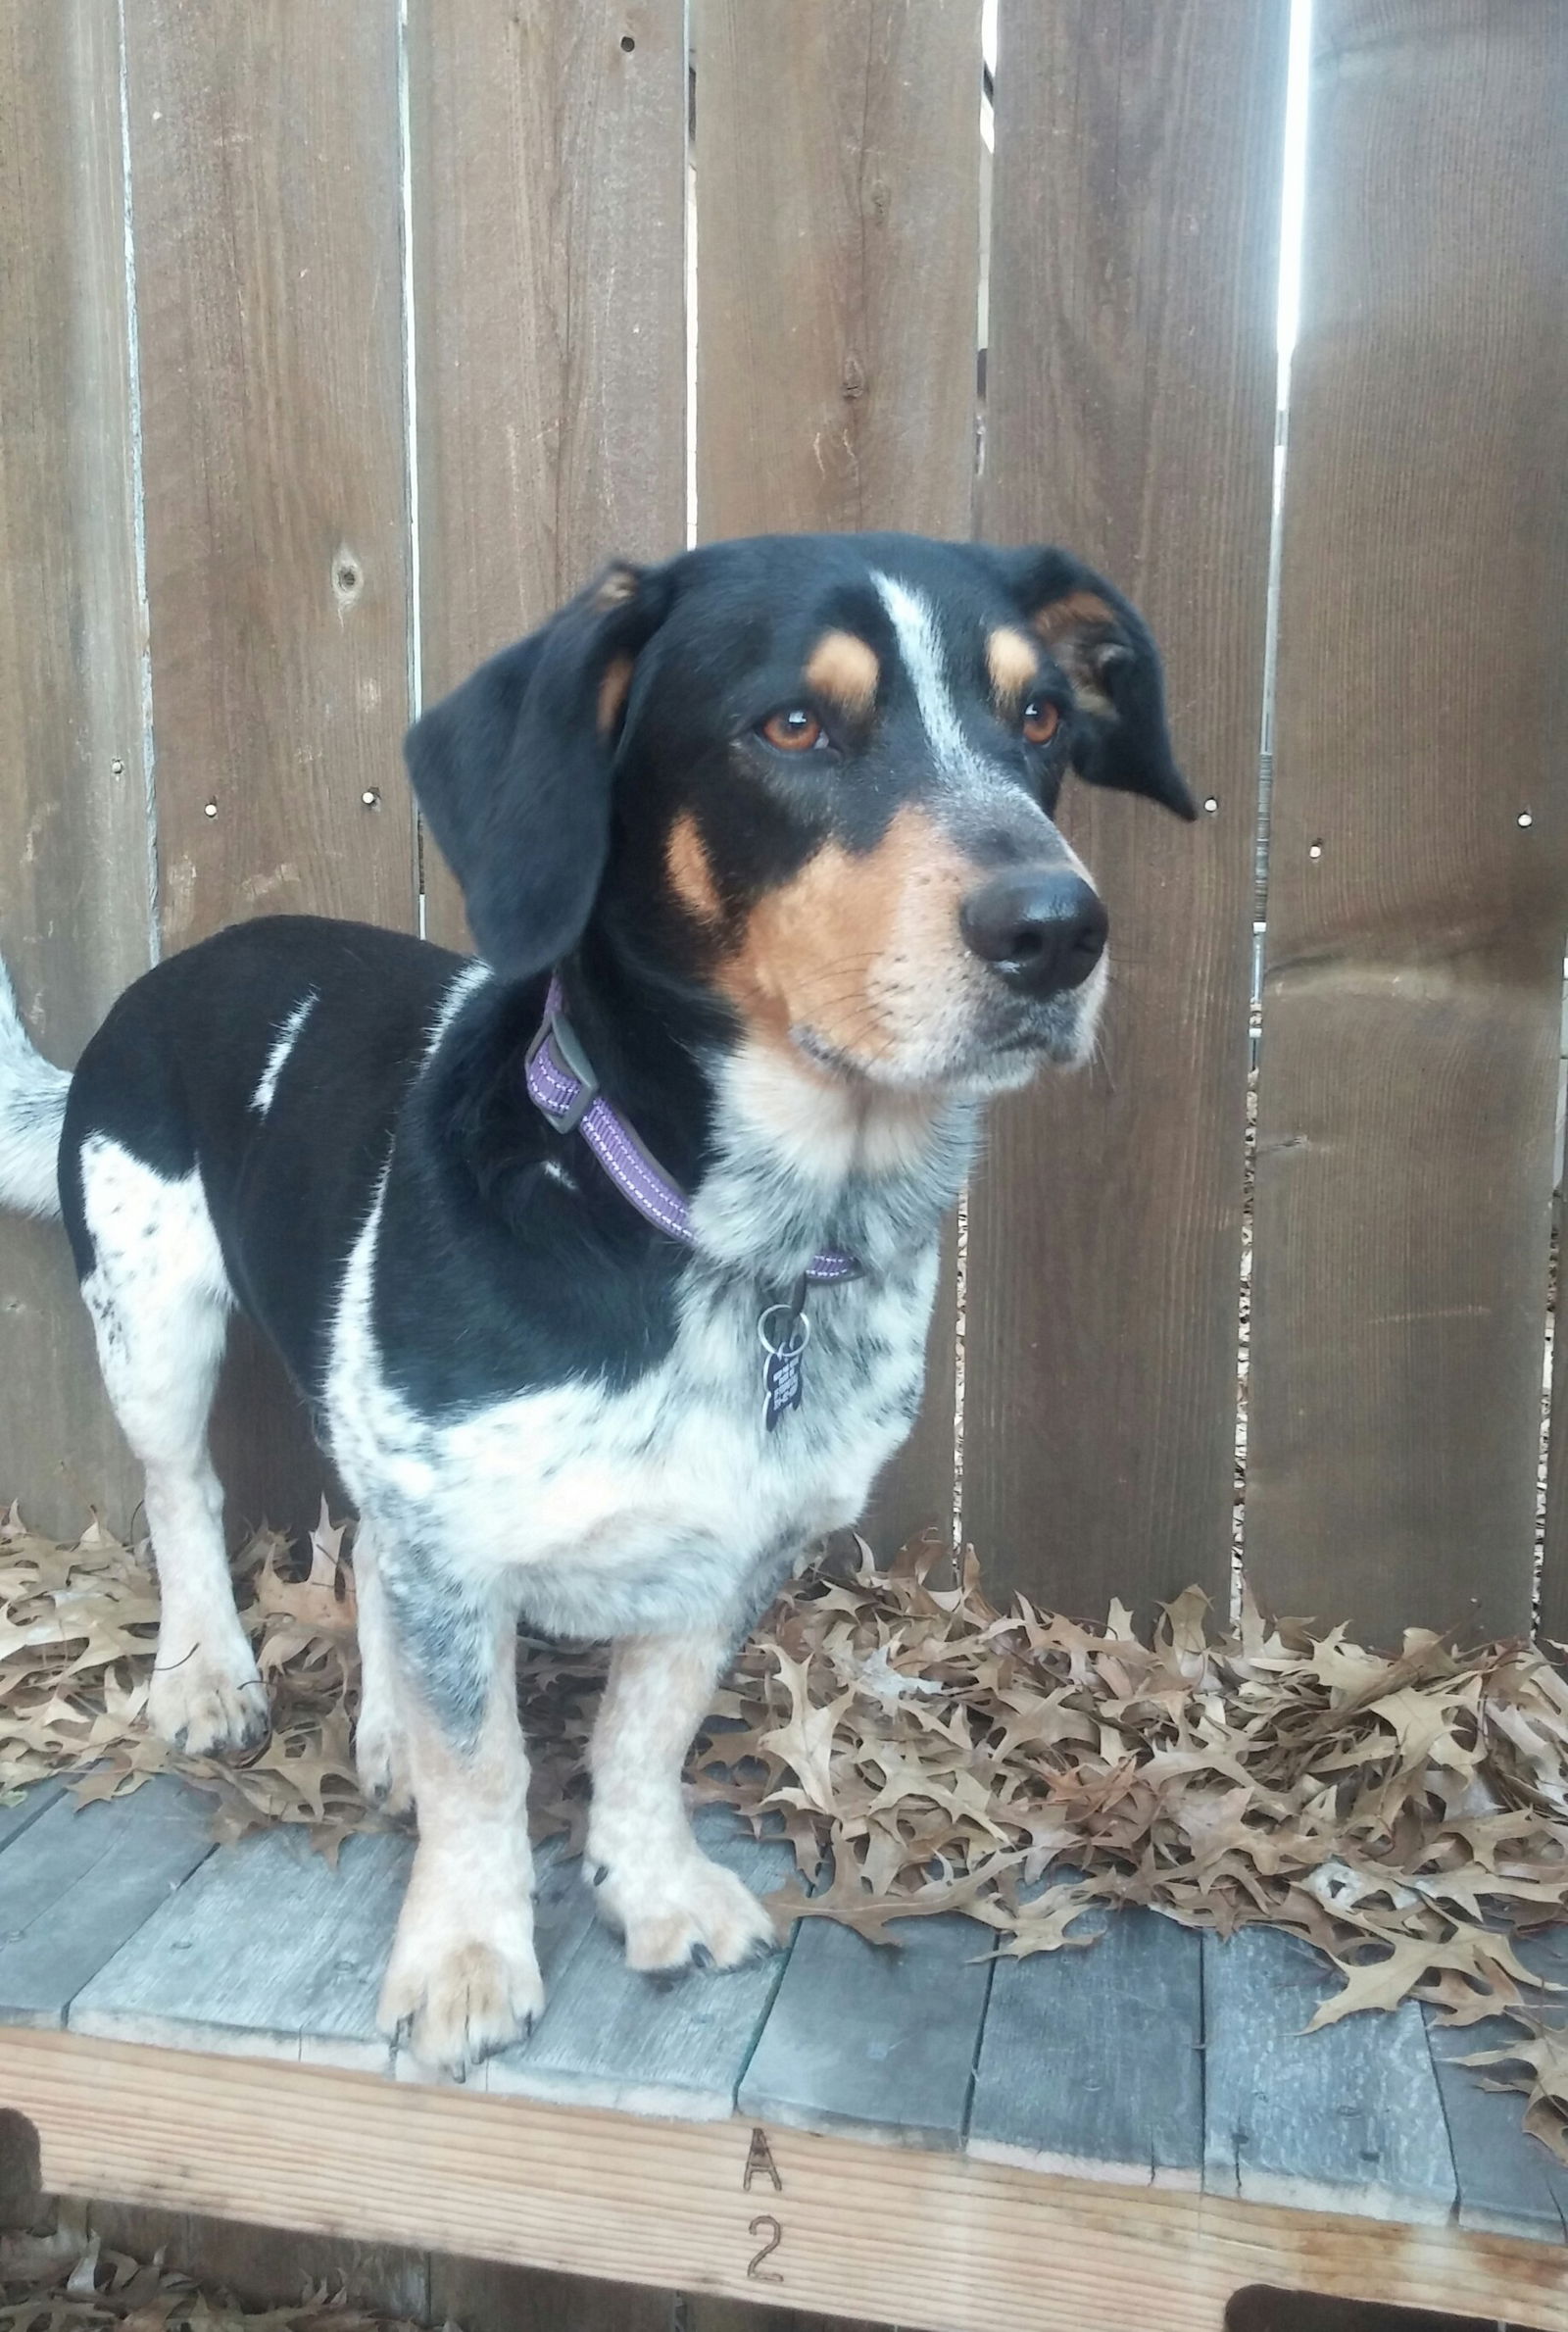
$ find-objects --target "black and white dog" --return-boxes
[0,532,1192,2072]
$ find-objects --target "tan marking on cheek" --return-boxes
[804,629,880,719]
[597,653,634,736]
[987,624,1040,710]
[716,806,974,1064]
[665,812,722,923]
[716,844,864,1052]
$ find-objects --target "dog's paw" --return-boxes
[596,1852,779,1975]
[379,1924,544,2078]
[354,1705,414,1818]
[147,1637,270,1760]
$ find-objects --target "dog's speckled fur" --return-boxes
[0,531,1192,2073]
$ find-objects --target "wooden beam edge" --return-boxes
[2,2027,1565,2332]
[966,2136,1200,2193]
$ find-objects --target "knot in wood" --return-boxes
[331,549,364,610]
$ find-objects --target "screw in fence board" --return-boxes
[411,0,688,957]
[0,1,153,1538]
[119,0,417,1541]
[1248,0,1568,1645]
[693,0,984,1562]
[968,1,1287,1623]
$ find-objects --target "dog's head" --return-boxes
[406,532,1193,1094]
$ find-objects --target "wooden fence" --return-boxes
[2,0,1565,1656]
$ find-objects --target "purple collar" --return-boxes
[523,979,861,1286]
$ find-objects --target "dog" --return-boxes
[0,531,1193,2073]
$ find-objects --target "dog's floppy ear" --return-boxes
[405,561,673,974]
[1000,548,1196,820]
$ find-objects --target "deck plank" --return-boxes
[484,1811,793,2119]
[968,1905,1202,2187]
[0,1775,214,2027]
[1202,1926,1456,2222]
[1425,1923,1568,2242]
[0,1778,65,1853]
[738,1910,992,2150]
[71,1822,412,2071]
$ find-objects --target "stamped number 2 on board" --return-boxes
[742,2126,784,2282]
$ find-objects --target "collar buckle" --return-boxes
[524,1003,599,1136]
[523,974,863,1284]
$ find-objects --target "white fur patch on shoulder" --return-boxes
[424,961,492,1059]
[251,989,319,1116]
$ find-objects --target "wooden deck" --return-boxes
[2,1776,1566,2331]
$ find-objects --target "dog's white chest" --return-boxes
[326,1185,937,1638]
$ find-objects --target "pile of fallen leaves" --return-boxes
[5,1506,1568,2158]
[0,2223,419,2332]
[0,1510,364,1847]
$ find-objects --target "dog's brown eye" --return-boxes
[1022,697,1061,746]
[760,708,823,753]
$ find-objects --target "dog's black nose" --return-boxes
[959,868,1108,997]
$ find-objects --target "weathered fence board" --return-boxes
[695,0,981,541]
[123,0,416,954]
[411,0,688,954]
[967,0,1286,1617]
[0,0,150,1541]
[694,0,982,1558]
[1249,0,1568,1643]
[122,0,417,1539]
[2,0,1563,1752]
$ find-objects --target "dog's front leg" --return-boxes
[587,1627,777,1973]
[351,1522,413,1816]
[373,1555,541,2075]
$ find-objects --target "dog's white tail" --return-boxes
[0,955,70,1219]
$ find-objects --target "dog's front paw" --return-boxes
[379,1916,544,2077]
[147,1636,270,1760]
[595,1851,779,1975]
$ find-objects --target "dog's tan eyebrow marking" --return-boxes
[597,653,635,736]
[665,812,722,922]
[986,625,1039,706]
[1032,587,1116,645]
[1030,588,1120,715]
[804,629,880,719]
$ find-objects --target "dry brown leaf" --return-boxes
[0,2226,425,2332]
[8,1504,1568,2166]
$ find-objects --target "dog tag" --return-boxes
[759,1282,810,1432]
